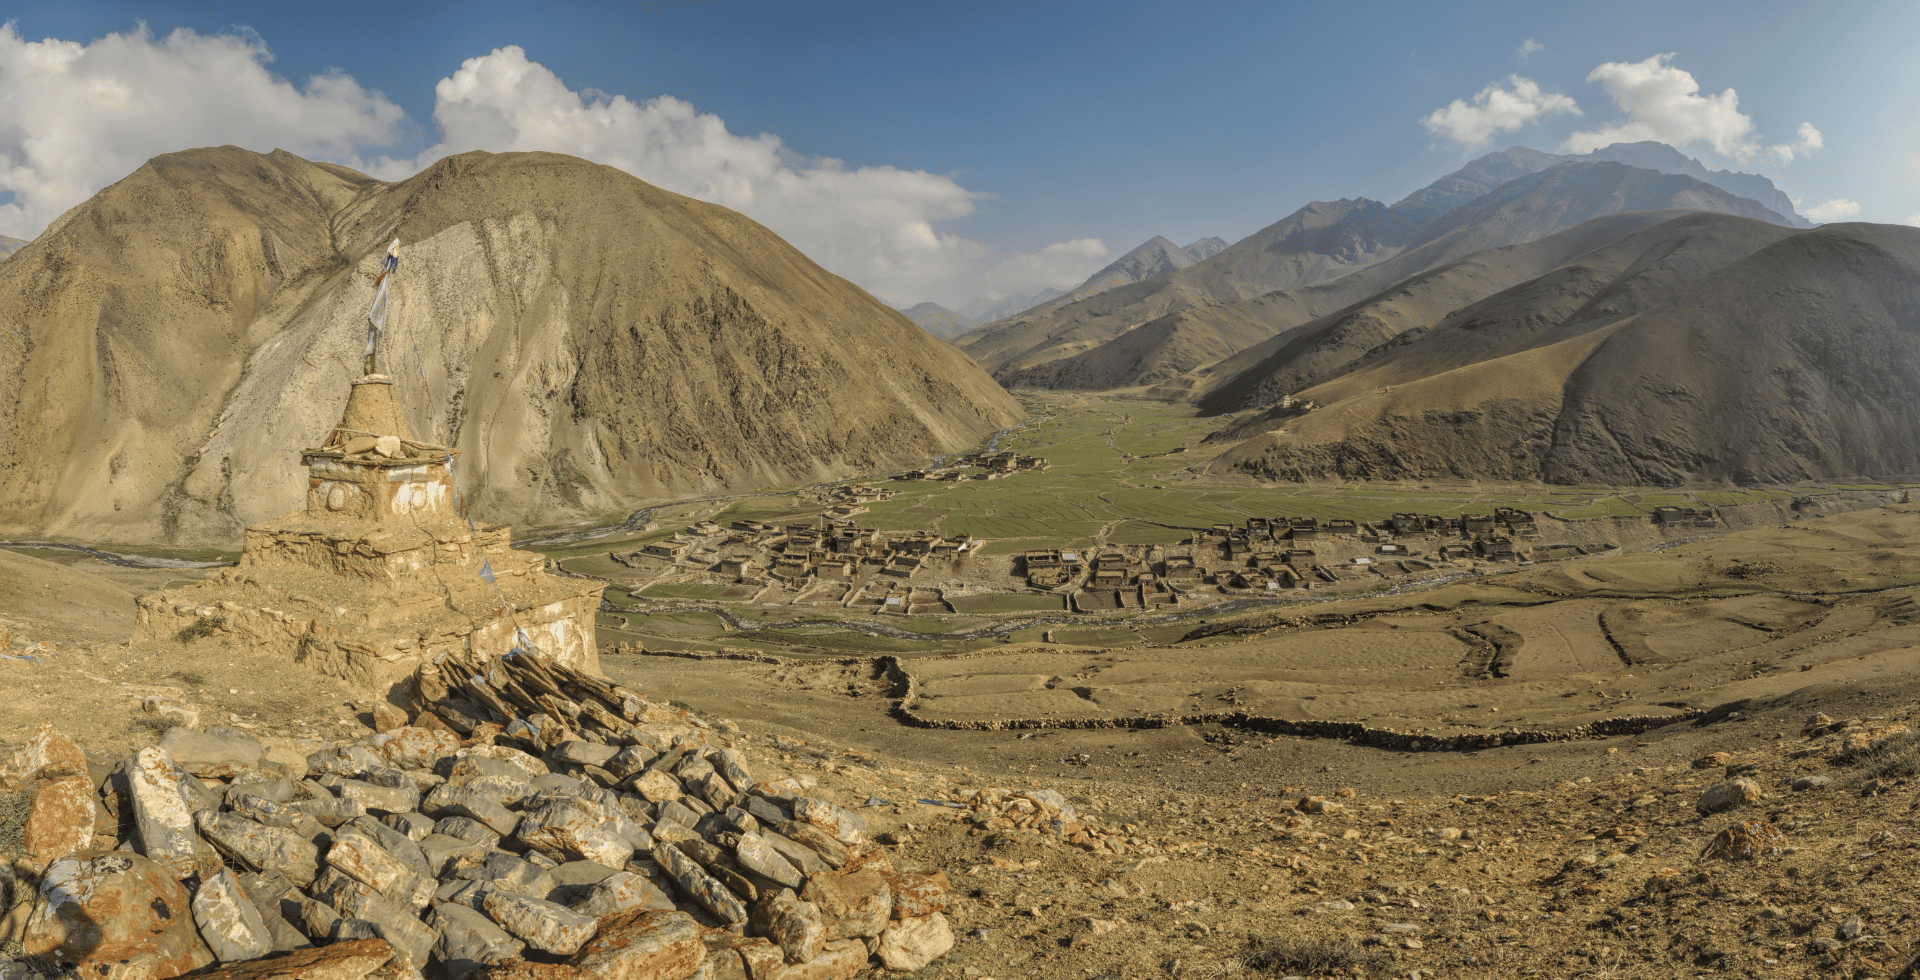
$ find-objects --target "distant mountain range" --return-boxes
[1181,236,1228,261]
[0,235,26,259]
[898,302,978,340]
[962,152,1794,392]
[901,236,1229,338]
[960,286,1066,324]
[1577,141,1810,227]
[921,139,1920,485]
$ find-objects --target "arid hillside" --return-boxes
[1200,218,1920,485]
[970,159,1793,392]
[0,147,1023,546]
[1197,210,1797,414]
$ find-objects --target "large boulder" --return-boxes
[159,727,265,778]
[192,868,274,963]
[1697,778,1764,814]
[195,810,320,887]
[15,723,88,780]
[24,774,99,866]
[877,913,954,971]
[799,869,891,941]
[567,909,704,980]
[24,851,216,979]
[128,746,201,878]
[184,938,413,980]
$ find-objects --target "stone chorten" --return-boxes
[135,376,603,691]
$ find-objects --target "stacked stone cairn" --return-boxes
[7,651,956,980]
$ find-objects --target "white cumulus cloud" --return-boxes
[0,24,403,239]
[365,45,1101,306]
[1563,54,1820,164]
[1907,212,1920,228]
[0,33,1101,307]
[1516,39,1544,63]
[979,238,1109,294]
[1421,75,1580,147]
[1802,199,1860,223]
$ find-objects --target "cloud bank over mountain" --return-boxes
[0,29,1105,308]
[1425,53,1822,169]
[0,24,402,237]
[1564,54,1821,164]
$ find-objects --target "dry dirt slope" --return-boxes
[0,147,1023,546]
[1200,217,1920,486]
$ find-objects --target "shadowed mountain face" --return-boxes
[1069,236,1201,301]
[956,197,1437,380]
[986,160,1797,394]
[0,146,1023,546]
[1182,237,1228,261]
[1198,217,1920,485]
[960,285,1066,324]
[899,302,979,340]
[1578,141,1809,227]
[955,148,1572,379]
[973,234,1234,330]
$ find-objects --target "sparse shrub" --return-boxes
[129,715,172,739]
[174,616,223,644]
[0,791,29,860]
[1243,936,1392,978]
[1836,730,1920,783]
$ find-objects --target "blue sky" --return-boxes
[4,1,1917,308]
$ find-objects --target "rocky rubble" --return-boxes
[907,708,1920,980]
[0,652,968,980]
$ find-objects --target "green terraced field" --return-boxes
[948,594,1067,613]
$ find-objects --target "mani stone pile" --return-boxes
[9,652,957,980]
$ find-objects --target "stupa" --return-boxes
[134,273,603,692]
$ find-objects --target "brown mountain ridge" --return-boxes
[1198,216,1920,485]
[962,154,1795,393]
[0,146,1023,546]
[988,161,1795,394]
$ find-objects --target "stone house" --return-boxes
[1160,555,1204,584]
[1475,536,1525,561]
[643,538,694,560]
[1027,565,1072,588]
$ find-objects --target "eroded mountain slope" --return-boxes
[0,147,1022,545]
[980,159,1794,393]
[1200,220,1920,485]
